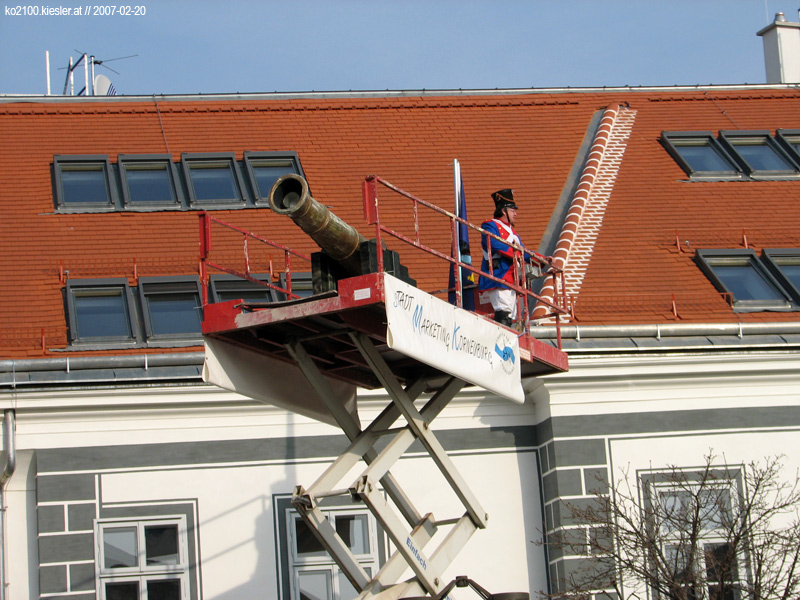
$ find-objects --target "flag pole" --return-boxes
[454,159,463,304]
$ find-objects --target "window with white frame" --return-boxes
[280,502,382,600]
[650,480,742,600]
[95,516,189,600]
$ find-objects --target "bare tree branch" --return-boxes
[536,454,800,600]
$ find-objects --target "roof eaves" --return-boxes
[3,82,800,105]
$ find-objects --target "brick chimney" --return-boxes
[757,12,800,83]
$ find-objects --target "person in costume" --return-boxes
[479,188,527,326]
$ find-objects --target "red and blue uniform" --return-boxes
[479,218,524,291]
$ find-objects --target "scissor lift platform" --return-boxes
[203,271,568,392]
[202,271,567,599]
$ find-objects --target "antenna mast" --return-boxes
[45,51,51,95]
[58,52,137,95]
[83,54,89,96]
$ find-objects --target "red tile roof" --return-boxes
[2,88,800,358]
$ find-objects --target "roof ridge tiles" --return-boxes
[647,90,800,102]
[0,94,587,117]
[534,104,637,322]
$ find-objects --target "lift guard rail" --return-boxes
[198,212,312,306]
[198,175,569,348]
[361,175,569,340]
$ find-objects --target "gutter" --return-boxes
[0,353,205,392]
[0,410,16,600]
[531,321,800,339]
[0,352,204,374]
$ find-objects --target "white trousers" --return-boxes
[484,288,517,319]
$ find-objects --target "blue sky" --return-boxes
[0,1,797,96]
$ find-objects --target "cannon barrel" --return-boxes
[269,174,366,276]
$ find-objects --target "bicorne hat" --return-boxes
[491,189,517,210]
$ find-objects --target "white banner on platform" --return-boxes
[384,274,523,403]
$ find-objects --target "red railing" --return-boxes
[362,175,570,338]
[198,212,312,306]
[197,177,569,345]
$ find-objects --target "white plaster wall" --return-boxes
[4,450,39,600]
[9,385,535,450]
[607,430,800,600]
[97,448,544,599]
[536,351,800,420]
[3,383,544,599]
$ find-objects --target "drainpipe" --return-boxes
[0,409,16,600]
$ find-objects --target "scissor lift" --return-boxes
[200,176,569,599]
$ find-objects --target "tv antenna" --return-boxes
[55,51,137,95]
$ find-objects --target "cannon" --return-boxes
[269,174,414,293]
[269,174,366,276]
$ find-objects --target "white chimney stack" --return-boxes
[757,12,800,83]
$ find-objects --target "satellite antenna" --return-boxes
[93,74,115,96]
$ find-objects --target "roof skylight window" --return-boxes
[279,272,314,299]
[119,155,181,207]
[719,130,799,177]
[54,155,116,209]
[660,132,741,179]
[138,277,203,339]
[696,249,794,312]
[763,249,800,304]
[53,151,306,212]
[210,274,279,303]
[65,279,138,343]
[777,129,800,164]
[182,153,245,206]
[63,277,209,348]
[244,152,303,203]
